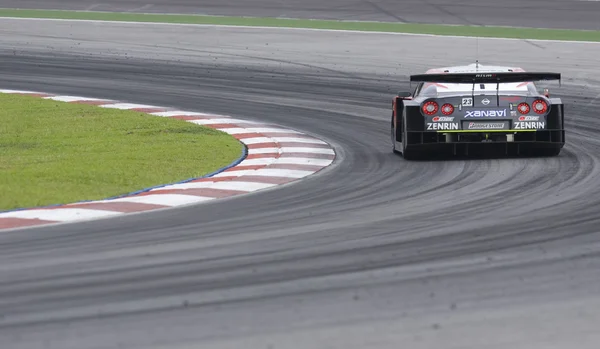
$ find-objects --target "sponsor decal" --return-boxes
[462,97,473,107]
[432,116,455,122]
[514,122,545,129]
[481,98,491,105]
[511,111,517,117]
[464,109,507,118]
[427,122,459,130]
[476,74,494,78]
[518,115,539,121]
[467,122,506,130]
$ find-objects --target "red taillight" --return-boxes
[532,99,548,114]
[517,102,530,114]
[422,101,439,115]
[441,103,454,115]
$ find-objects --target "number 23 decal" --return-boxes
[462,98,473,106]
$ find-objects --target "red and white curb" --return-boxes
[0,89,336,231]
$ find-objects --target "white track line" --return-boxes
[1,208,122,222]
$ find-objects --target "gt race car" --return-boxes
[391,63,565,160]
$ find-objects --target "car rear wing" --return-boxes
[410,72,561,84]
[410,72,561,100]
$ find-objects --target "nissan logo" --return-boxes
[482,98,491,105]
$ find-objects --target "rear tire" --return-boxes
[401,114,423,160]
[391,113,401,154]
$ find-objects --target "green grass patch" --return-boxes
[1,8,600,42]
[0,93,243,210]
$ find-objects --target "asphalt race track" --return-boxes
[2,0,600,30]
[2,9,600,349]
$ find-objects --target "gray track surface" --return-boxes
[2,18,600,349]
[2,0,600,30]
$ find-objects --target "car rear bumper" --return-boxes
[406,129,565,145]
